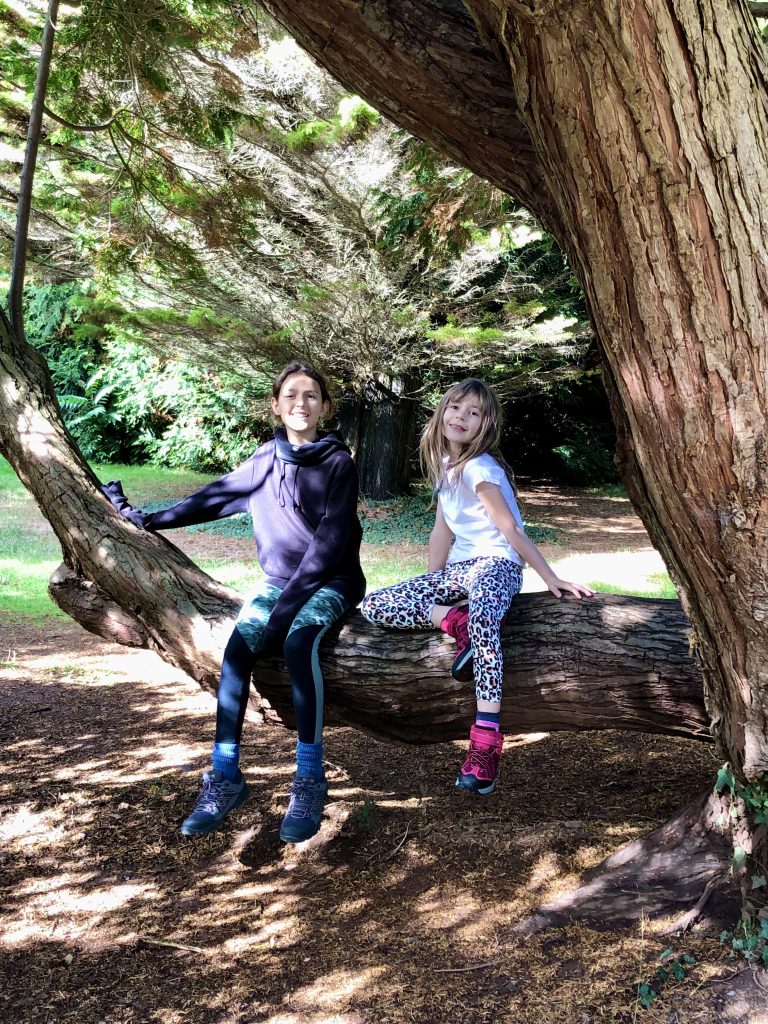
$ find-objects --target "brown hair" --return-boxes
[419,378,518,498]
[272,361,334,417]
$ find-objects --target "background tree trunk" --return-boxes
[355,381,419,499]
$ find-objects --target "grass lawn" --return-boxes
[0,457,675,621]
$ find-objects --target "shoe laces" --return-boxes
[464,741,499,777]
[194,775,232,815]
[286,777,324,820]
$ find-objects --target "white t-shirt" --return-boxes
[439,453,525,566]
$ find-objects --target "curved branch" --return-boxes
[261,0,559,231]
[42,104,129,132]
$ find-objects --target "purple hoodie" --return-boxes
[142,429,365,646]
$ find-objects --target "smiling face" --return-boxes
[271,372,330,444]
[441,392,484,455]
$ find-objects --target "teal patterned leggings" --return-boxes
[215,582,348,746]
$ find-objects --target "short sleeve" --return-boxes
[462,457,507,493]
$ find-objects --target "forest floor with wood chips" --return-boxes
[1,483,765,1024]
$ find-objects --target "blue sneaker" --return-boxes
[279,775,329,843]
[180,769,250,836]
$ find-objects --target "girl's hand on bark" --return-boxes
[546,577,595,600]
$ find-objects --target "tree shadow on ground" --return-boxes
[1,621,761,1024]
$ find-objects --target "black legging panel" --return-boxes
[214,623,327,746]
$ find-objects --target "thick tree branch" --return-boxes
[49,557,708,744]
[260,0,559,231]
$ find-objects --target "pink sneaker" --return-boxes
[440,606,473,681]
[455,724,503,795]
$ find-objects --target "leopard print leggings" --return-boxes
[360,556,523,703]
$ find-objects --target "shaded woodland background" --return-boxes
[0,3,615,497]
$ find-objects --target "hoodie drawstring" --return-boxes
[277,461,301,511]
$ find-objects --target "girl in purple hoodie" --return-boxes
[105,362,365,843]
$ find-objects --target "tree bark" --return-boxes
[9,0,60,341]
[355,380,419,499]
[261,1,768,784]
[0,311,240,686]
[260,0,558,230]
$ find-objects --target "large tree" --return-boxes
[2,0,767,930]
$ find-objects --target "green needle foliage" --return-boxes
[1,1,615,483]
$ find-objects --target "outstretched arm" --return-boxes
[475,482,594,599]
[103,454,266,531]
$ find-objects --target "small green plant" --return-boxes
[353,797,377,831]
[637,949,697,1009]
[714,766,768,964]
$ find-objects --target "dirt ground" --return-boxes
[2,484,766,1024]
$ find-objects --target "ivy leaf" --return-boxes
[751,875,767,889]
[732,845,747,872]
[715,766,735,794]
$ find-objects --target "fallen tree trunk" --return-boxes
[1,305,707,746]
[50,560,707,743]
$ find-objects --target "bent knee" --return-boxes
[360,592,384,624]
[283,624,321,669]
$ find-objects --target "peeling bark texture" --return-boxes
[0,310,240,686]
[258,1,768,780]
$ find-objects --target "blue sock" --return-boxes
[296,740,324,780]
[212,741,240,780]
[476,710,501,732]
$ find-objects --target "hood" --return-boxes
[274,427,350,466]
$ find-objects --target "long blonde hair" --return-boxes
[419,379,519,498]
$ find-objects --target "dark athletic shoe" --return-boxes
[440,605,473,681]
[455,724,503,796]
[279,775,329,844]
[180,769,250,836]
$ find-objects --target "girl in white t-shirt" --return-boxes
[361,379,593,794]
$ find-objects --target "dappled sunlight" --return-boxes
[414,886,490,935]
[0,614,726,1021]
[506,731,549,747]
[3,873,154,949]
[0,802,66,850]
[288,967,387,1011]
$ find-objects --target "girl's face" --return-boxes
[441,393,484,451]
[271,373,329,443]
